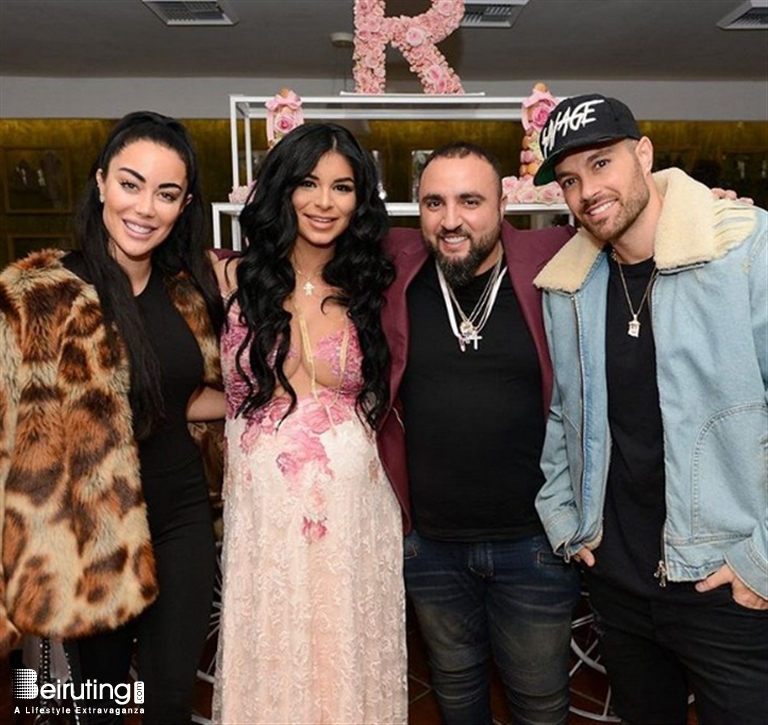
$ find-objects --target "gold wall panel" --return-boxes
[1,118,766,268]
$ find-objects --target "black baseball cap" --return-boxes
[533,94,641,186]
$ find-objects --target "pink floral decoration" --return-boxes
[228,179,256,203]
[502,175,564,205]
[353,0,465,94]
[522,87,559,133]
[275,428,329,482]
[302,517,328,543]
[265,88,304,147]
[501,82,564,204]
[405,25,427,46]
[539,182,565,204]
[274,113,299,135]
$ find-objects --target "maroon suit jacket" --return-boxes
[378,221,574,532]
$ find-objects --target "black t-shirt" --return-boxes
[400,257,546,542]
[135,266,204,477]
[62,255,209,532]
[590,252,702,602]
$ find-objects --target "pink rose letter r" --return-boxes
[353,0,465,94]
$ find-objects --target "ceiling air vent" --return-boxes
[461,0,530,28]
[141,0,239,27]
[717,0,768,29]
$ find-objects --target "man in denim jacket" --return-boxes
[533,94,767,725]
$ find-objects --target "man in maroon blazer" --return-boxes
[377,142,580,725]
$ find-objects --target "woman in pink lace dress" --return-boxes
[212,123,407,724]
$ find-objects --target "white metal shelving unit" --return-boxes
[212,94,570,249]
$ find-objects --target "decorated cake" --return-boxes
[228,88,305,203]
[502,83,564,205]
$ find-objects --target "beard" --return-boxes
[430,222,501,288]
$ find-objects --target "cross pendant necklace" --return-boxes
[436,254,506,353]
[464,330,482,351]
[458,321,482,351]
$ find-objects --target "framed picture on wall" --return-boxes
[2,147,73,214]
[7,233,76,261]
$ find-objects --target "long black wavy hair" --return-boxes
[233,122,394,429]
[74,110,223,440]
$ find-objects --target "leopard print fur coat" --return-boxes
[0,249,222,655]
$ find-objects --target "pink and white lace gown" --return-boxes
[213,300,407,724]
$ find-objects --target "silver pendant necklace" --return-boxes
[436,253,507,352]
[612,250,658,338]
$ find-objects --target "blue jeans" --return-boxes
[404,530,581,725]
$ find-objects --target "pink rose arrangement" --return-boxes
[228,179,256,204]
[522,86,558,133]
[501,174,563,206]
[538,181,564,204]
[502,176,539,204]
[265,88,304,147]
[518,82,559,177]
[230,88,305,201]
[502,83,564,205]
[353,0,465,94]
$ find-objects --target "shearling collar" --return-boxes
[534,168,757,294]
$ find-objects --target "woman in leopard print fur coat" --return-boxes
[0,111,224,723]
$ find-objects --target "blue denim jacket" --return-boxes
[534,169,768,598]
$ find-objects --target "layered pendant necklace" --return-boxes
[436,250,507,352]
[612,249,658,338]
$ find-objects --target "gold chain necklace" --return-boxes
[612,249,658,338]
[293,299,349,429]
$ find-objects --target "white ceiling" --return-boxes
[1,0,766,86]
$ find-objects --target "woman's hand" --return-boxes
[187,385,226,421]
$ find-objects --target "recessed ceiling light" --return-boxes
[461,0,530,29]
[718,0,768,30]
[141,0,239,27]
